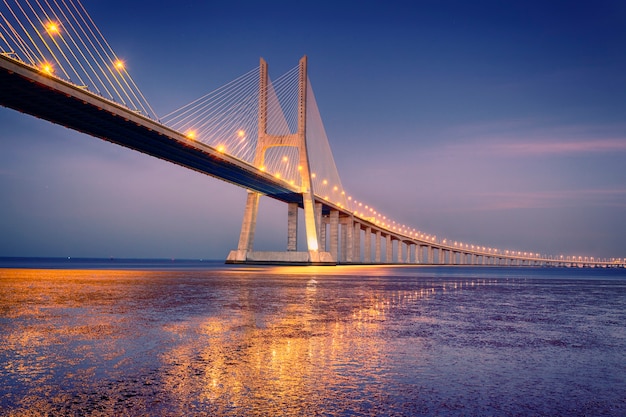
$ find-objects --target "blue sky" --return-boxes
[1,0,625,259]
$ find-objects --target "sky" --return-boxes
[1,0,626,260]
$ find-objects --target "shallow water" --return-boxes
[1,263,625,416]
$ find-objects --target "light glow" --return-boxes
[46,22,59,34]
[41,62,54,74]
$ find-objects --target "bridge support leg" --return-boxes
[386,235,393,263]
[228,191,261,262]
[330,210,339,262]
[353,222,361,263]
[364,227,372,263]
[315,202,323,247]
[345,217,354,263]
[320,216,327,251]
[287,203,298,251]
[375,231,382,263]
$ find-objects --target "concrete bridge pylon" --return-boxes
[226,56,334,265]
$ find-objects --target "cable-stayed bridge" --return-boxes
[1,0,623,267]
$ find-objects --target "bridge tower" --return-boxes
[227,56,334,265]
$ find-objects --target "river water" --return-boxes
[1,261,625,416]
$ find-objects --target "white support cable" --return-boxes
[1,0,158,119]
[3,0,47,65]
[0,16,37,63]
[73,0,155,117]
[162,67,259,121]
[48,0,102,91]
[73,0,146,113]
[164,68,259,130]
[33,0,85,84]
[70,0,134,108]
[64,0,128,105]
[182,87,256,144]
[174,80,258,141]
[58,0,115,97]
[21,0,71,78]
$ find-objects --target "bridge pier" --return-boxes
[330,210,339,261]
[342,217,353,263]
[353,222,361,263]
[364,227,372,263]
[375,231,382,263]
[287,203,298,251]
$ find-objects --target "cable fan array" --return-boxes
[305,78,352,211]
[163,64,307,188]
[0,0,156,118]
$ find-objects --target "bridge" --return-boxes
[1,0,623,268]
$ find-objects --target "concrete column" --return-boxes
[344,217,353,263]
[375,230,381,263]
[386,235,392,263]
[427,246,434,264]
[340,221,347,263]
[396,241,403,263]
[353,222,361,263]
[408,244,414,263]
[364,227,372,263]
[330,210,339,261]
[439,248,445,264]
[287,202,298,251]
[315,202,322,246]
[414,245,421,263]
[320,217,327,251]
[237,191,261,252]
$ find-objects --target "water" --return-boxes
[1,260,625,416]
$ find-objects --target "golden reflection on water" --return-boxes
[0,267,497,415]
